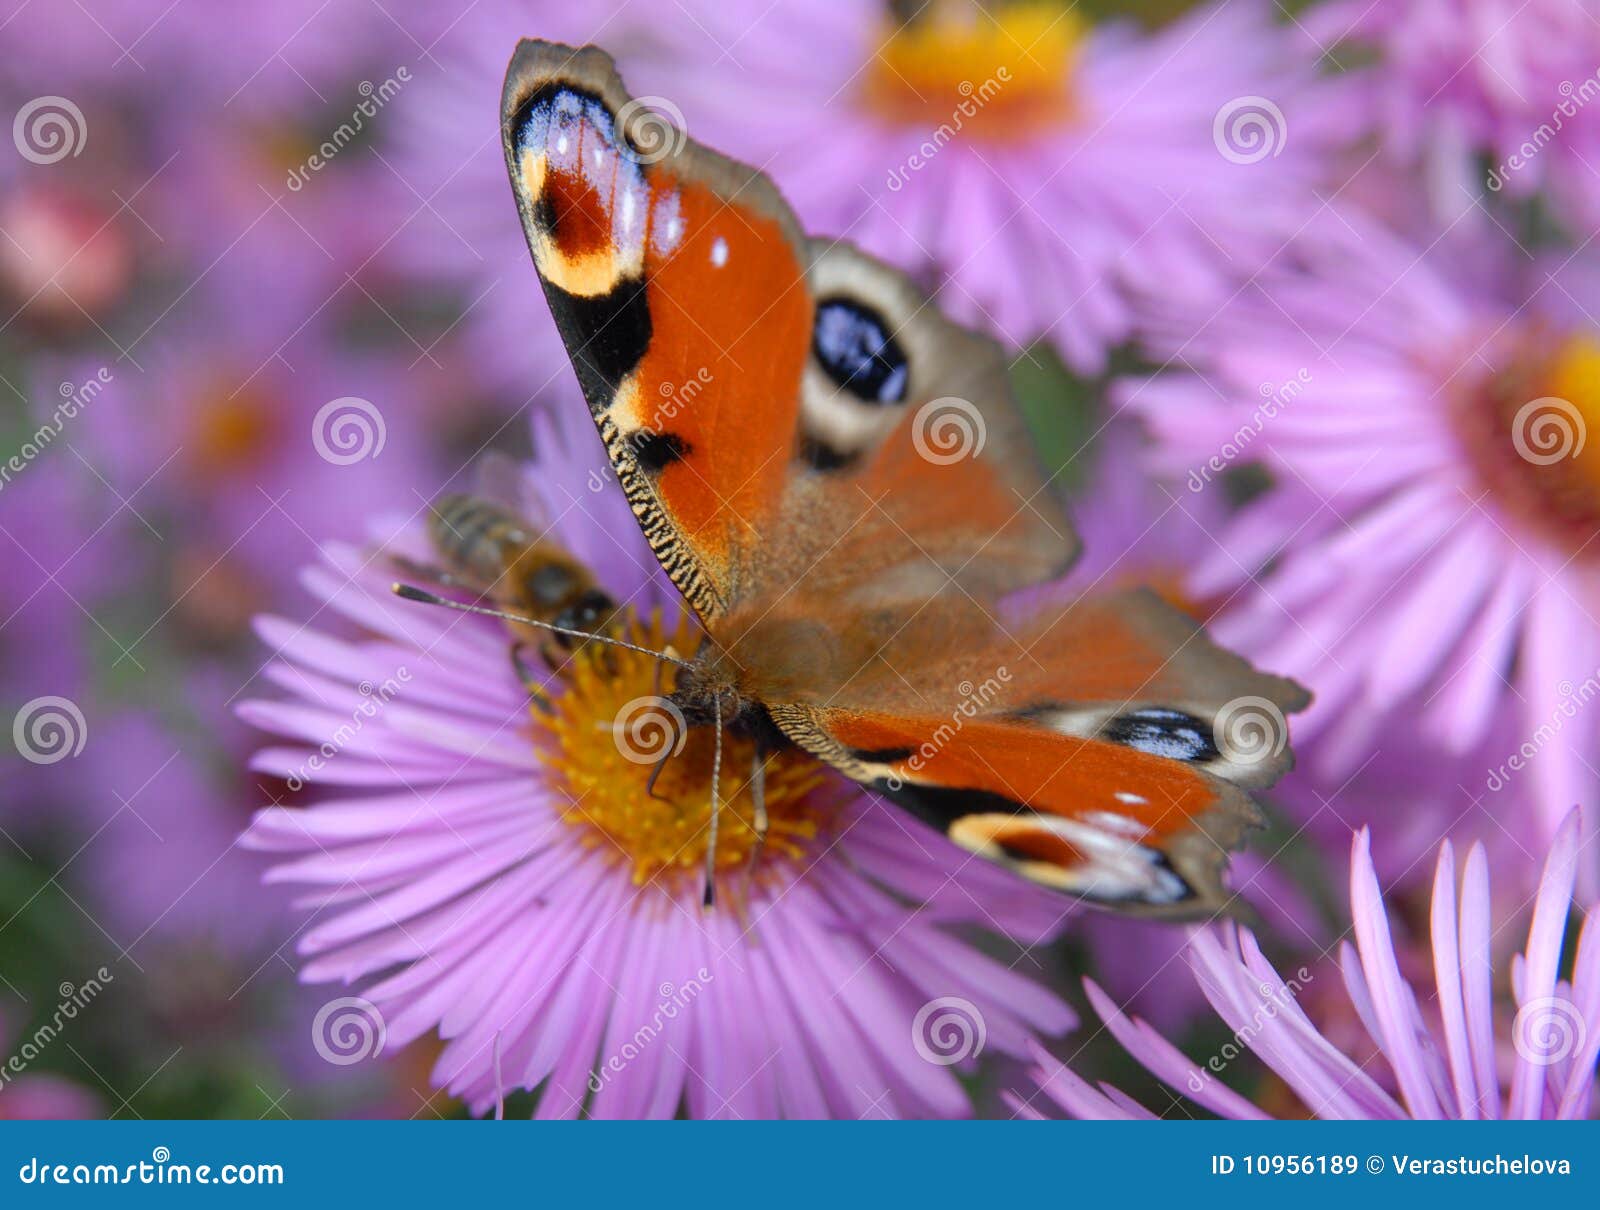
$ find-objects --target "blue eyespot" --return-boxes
[812,298,909,405]
[1104,708,1220,762]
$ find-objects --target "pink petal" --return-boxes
[1084,978,1266,1120]
[1509,808,1580,1119]
[1459,843,1502,1118]
[1430,841,1480,1118]
[1349,829,1445,1118]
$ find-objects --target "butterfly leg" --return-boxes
[507,642,554,713]
[644,744,673,801]
[644,659,676,801]
[739,743,769,906]
[750,745,768,853]
[702,692,724,911]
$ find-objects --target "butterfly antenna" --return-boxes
[702,691,723,911]
[391,583,692,668]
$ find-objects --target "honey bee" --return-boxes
[407,493,618,680]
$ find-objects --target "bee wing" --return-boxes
[472,449,533,514]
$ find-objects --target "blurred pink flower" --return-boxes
[1049,420,1235,608]
[0,1008,101,1120]
[78,311,439,614]
[1313,0,1600,233]
[75,713,283,956]
[8,1,398,118]
[239,417,1074,1119]
[1269,711,1562,903]
[647,0,1345,370]
[0,184,134,324]
[0,453,138,834]
[1019,808,1599,1120]
[1127,212,1600,878]
[383,1,647,397]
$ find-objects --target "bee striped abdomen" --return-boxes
[429,494,533,591]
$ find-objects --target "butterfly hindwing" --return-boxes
[770,590,1310,917]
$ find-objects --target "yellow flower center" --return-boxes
[863,0,1085,138]
[1456,332,1600,554]
[1542,335,1600,488]
[536,610,832,890]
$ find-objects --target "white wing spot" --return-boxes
[1088,810,1149,839]
[710,236,729,267]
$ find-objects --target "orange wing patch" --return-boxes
[631,163,809,559]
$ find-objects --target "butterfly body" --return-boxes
[492,40,1311,919]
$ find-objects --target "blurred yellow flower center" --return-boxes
[191,382,277,475]
[864,0,1084,137]
[537,610,830,889]
[1459,332,1600,554]
[256,123,320,177]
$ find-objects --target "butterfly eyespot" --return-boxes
[1103,708,1220,763]
[812,297,910,405]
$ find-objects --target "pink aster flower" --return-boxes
[1312,0,1600,233]
[10,0,398,119]
[646,0,1344,371]
[0,453,136,833]
[239,416,1074,1119]
[1018,808,1599,1120]
[1127,212,1600,879]
[79,299,437,619]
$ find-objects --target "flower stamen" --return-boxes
[1456,331,1600,556]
